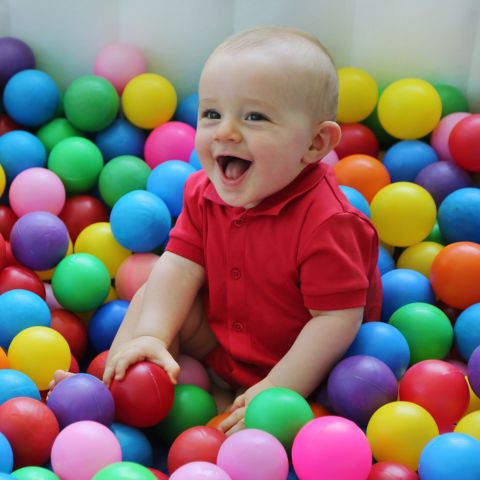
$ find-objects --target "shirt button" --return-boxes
[230,268,241,280]
[232,322,244,332]
[234,218,245,227]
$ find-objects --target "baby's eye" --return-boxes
[245,112,268,121]
[201,109,221,120]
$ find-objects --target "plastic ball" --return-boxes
[10,466,59,479]
[430,112,470,162]
[122,73,177,129]
[110,190,171,252]
[0,369,40,405]
[320,149,339,166]
[51,253,111,312]
[3,70,60,127]
[245,387,313,449]
[455,410,480,440]
[335,123,379,159]
[0,206,18,240]
[177,354,211,391]
[147,160,196,216]
[431,242,480,310]
[378,78,442,139]
[418,432,480,480]
[0,113,21,135]
[0,397,59,469]
[37,117,82,154]
[86,350,109,380]
[50,420,122,480]
[339,185,370,217]
[0,266,45,297]
[465,376,480,414]
[0,131,47,182]
[64,75,119,132]
[455,304,480,361]
[0,37,35,88]
[110,361,174,428]
[378,245,395,275]
[362,92,398,150]
[217,429,288,480]
[337,67,378,123]
[389,302,453,364]
[449,114,480,171]
[93,462,156,480]
[115,253,159,301]
[50,309,87,360]
[93,43,147,94]
[397,241,444,279]
[168,426,226,473]
[367,462,419,480]
[468,345,480,397]
[175,92,199,128]
[292,416,372,480]
[110,423,153,467]
[169,462,231,480]
[206,412,230,429]
[48,137,104,193]
[0,348,8,369]
[434,83,469,117]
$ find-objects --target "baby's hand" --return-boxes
[103,336,180,386]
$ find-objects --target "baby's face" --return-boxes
[195,50,319,209]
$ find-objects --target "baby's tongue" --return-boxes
[225,158,250,180]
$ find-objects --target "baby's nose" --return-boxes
[214,118,242,142]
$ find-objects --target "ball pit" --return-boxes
[110,423,153,467]
[430,112,470,162]
[36,117,82,154]
[396,241,444,279]
[115,253,159,301]
[50,308,88,360]
[335,123,379,159]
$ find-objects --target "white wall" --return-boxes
[1,0,480,109]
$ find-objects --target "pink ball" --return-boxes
[44,282,62,309]
[51,420,122,480]
[93,43,147,94]
[430,112,470,162]
[217,429,289,480]
[177,354,211,391]
[9,167,66,217]
[144,121,195,169]
[115,252,159,300]
[169,461,232,480]
[321,149,339,166]
[292,416,372,480]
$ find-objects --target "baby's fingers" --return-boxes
[218,407,246,435]
[153,356,180,384]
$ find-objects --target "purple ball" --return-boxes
[467,346,480,398]
[10,211,69,270]
[47,373,115,429]
[0,37,36,89]
[327,355,398,426]
[415,161,473,206]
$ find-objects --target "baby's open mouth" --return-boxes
[217,155,252,180]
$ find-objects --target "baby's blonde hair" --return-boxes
[211,26,338,121]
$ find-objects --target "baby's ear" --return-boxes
[303,121,341,165]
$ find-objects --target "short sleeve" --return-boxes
[299,212,378,311]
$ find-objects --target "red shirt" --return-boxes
[166,162,381,388]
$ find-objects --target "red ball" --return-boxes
[367,461,419,479]
[110,361,174,428]
[69,354,80,373]
[0,233,6,270]
[50,309,88,360]
[59,195,109,241]
[167,426,226,474]
[0,397,59,468]
[148,468,169,480]
[0,265,45,298]
[86,350,109,380]
[5,241,19,266]
[0,114,21,135]
[0,206,18,241]
[449,114,480,172]
[335,123,380,160]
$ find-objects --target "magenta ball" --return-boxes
[169,461,232,480]
[321,149,339,166]
[217,429,289,480]
[292,416,372,480]
[430,112,470,162]
[177,355,211,391]
[144,121,195,169]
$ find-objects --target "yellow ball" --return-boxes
[455,411,480,440]
[370,182,437,247]
[366,401,439,471]
[36,238,73,281]
[397,241,444,278]
[337,67,378,123]
[122,73,177,129]
[0,165,6,197]
[8,326,71,390]
[74,222,131,278]
[378,78,442,139]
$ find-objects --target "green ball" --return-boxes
[12,466,60,479]
[434,83,469,117]
[155,384,217,444]
[245,387,314,450]
[92,462,156,480]
[51,253,111,312]
[64,75,119,131]
[389,302,453,364]
[425,221,446,245]
[99,155,151,207]
[48,137,104,192]
[37,118,82,154]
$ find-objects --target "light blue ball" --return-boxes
[110,190,171,252]
[378,245,395,275]
[147,160,196,217]
[454,303,480,361]
[0,130,47,182]
[340,185,370,217]
[0,369,41,405]
[0,433,13,474]
[175,92,198,128]
[110,422,153,467]
[438,188,480,243]
[0,289,51,350]
[3,69,60,127]
[189,149,202,170]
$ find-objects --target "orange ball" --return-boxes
[333,154,391,202]
[430,242,480,310]
[309,402,331,418]
[0,347,8,369]
[206,412,230,429]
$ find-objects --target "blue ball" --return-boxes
[345,322,410,379]
[110,190,171,252]
[147,160,196,217]
[378,245,395,275]
[383,140,438,182]
[3,69,60,127]
[0,473,14,479]
[454,303,480,361]
[0,433,13,474]
[88,300,129,353]
[189,149,202,170]
[0,130,47,182]
[175,93,199,128]
[95,118,146,161]
[438,188,480,243]
[339,185,370,217]
[0,289,51,349]
[0,369,41,405]
[419,432,480,480]
[381,268,435,322]
[110,422,153,467]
